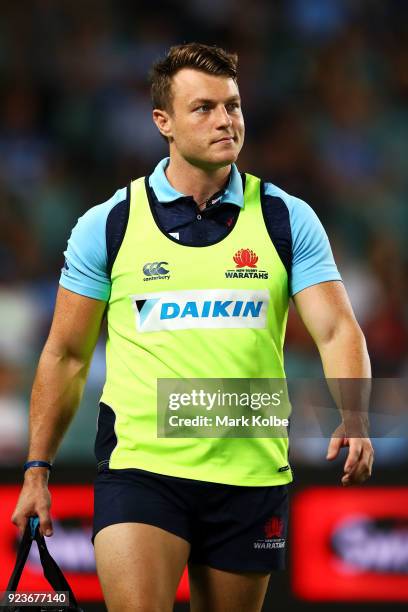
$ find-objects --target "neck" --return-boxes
[165,151,231,209]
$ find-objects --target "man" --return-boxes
[12,43,374,612]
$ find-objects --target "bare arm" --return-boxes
[293,280,374,485]
[12,286,107,536]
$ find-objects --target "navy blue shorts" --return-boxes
[92,466,289,573]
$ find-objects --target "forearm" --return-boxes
[12,287,105,536]
[26,345,90,471]
[318,323,371,378]
[293,282,374,482]
[317,323,371,434]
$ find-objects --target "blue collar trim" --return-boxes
[148,157,244,207]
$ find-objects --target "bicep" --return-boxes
[292,280,361,346]
[44,286,107,363]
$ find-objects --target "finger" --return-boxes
[11,512,29,535]
[37,506,53,537]
[347,464,370,484]
[368,449,374,473]
[341,440,373,486]
[349,447,374,484]
[364,444,374,477]
[343,446,373,485]
[344,440,363,473]
[326,436,345,460]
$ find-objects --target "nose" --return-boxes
[215,104,233,128]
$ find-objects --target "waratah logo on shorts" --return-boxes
[130,289,269,333]
[225,249,269,279]
[253,516,286,551]
[264,516,284,539]
[143,261,170,281]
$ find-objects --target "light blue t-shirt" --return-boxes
[60,158,341,300]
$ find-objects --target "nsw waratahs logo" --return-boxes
[264,516,284,539]
[225,248,269,279]
[253,516,286,550]
[234,248,258,268]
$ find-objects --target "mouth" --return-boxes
[212,136,235,144]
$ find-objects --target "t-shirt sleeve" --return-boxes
[59,188,126,301]
[287,195,342,296]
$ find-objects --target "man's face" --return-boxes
[154,68,245,170]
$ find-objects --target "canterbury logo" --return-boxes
[233,249,258,268]
[143,261,169,276]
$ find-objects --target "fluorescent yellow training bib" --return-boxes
[100,173,293,485]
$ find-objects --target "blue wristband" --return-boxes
[24,460,53,472]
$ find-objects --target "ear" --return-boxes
[152,109,173,140]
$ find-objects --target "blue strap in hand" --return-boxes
[29,516,40,539]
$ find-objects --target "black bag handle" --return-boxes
[5,518,34,592]
[5,517,82,610]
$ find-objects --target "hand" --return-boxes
[11,471,53,537]
[326,423,374,486]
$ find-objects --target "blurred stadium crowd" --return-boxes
[0,0,407,464]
